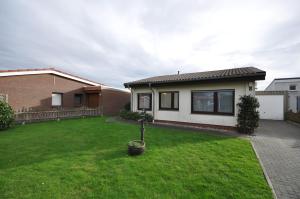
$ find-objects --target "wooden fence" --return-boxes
[15,107,102,123]
[286,111,300,124]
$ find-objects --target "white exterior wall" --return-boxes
[131,81,255,127]
[288,91,300,112]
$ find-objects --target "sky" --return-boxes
[0,0,300,90]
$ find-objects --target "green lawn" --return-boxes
[0,117,272,199]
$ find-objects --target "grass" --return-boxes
[0,117,272,199]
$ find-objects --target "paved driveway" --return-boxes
[251,120,300,199]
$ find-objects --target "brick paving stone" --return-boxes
[251,120,300,199]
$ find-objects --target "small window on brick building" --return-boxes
[74,94,83,106]
[289,85,296,91]
[52,93,63,106]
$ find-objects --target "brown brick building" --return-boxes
[0,68,130,115]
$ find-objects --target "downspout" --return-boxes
[149,83,155,122]
[126,84,133,112]
[130,87,133,112]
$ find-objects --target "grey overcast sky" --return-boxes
[0,0,299,89]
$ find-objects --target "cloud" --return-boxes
[0,0,299,89]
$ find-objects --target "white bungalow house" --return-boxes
[124,67,266,131]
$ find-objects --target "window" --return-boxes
[289,85,296,91]
[192,90,234,115]
[74,94,83,106]
[52,93,62,106]
[159,91,179,110]
[138,93,152,110]
[192,91,214,112]
[218,91,234,113]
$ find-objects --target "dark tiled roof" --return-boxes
[124,67,266,87]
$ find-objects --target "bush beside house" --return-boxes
[237,95,260,134]
[120,103,153,122]
[0,101,14,130]
[123,102,131,111]
[120,110,153,122]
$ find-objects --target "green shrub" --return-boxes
[124,102,131,111]
[144,112,154,122]
[120,110,153,122]
[0,101,14,130]
[128,140,144,148]
[237,95,259,134]
[120,110,140,121]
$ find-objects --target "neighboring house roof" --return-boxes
[265,77,300,91]
[124,67,266,88]
[274,77,300,80]
[256,91,288,95]
[0,67,131,93]
[0,68,101,86]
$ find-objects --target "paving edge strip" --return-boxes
[250,139,277,199]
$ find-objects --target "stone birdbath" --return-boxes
[128,109,146,155]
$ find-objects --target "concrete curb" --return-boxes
[250,139,277,199]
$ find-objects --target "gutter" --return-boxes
[127,87,133,112]
[149,83,155,122]
[130,88,133,112]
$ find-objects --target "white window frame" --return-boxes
[52,93,63,106]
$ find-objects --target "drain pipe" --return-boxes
[149,83,155,122]
[129,87,133,112]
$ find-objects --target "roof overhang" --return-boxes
[124,73,266,88]
[83,86,101,93]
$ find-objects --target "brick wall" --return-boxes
[101,88,130,116]
[0,74,91,111]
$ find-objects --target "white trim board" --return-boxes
[0,70,101,86]
[101,85,130,93]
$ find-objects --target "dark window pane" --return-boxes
[74,94,83,106]
[159,92,179,110]
[138,94,151,110]
[174,92,179,109]
[218,91,233,113]
[290,85,296,90]
[192,92,214,112]
[160,93,172,108]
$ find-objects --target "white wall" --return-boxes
[265,78,300,112]
[256,95,284,120]
[131,81,254,127]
